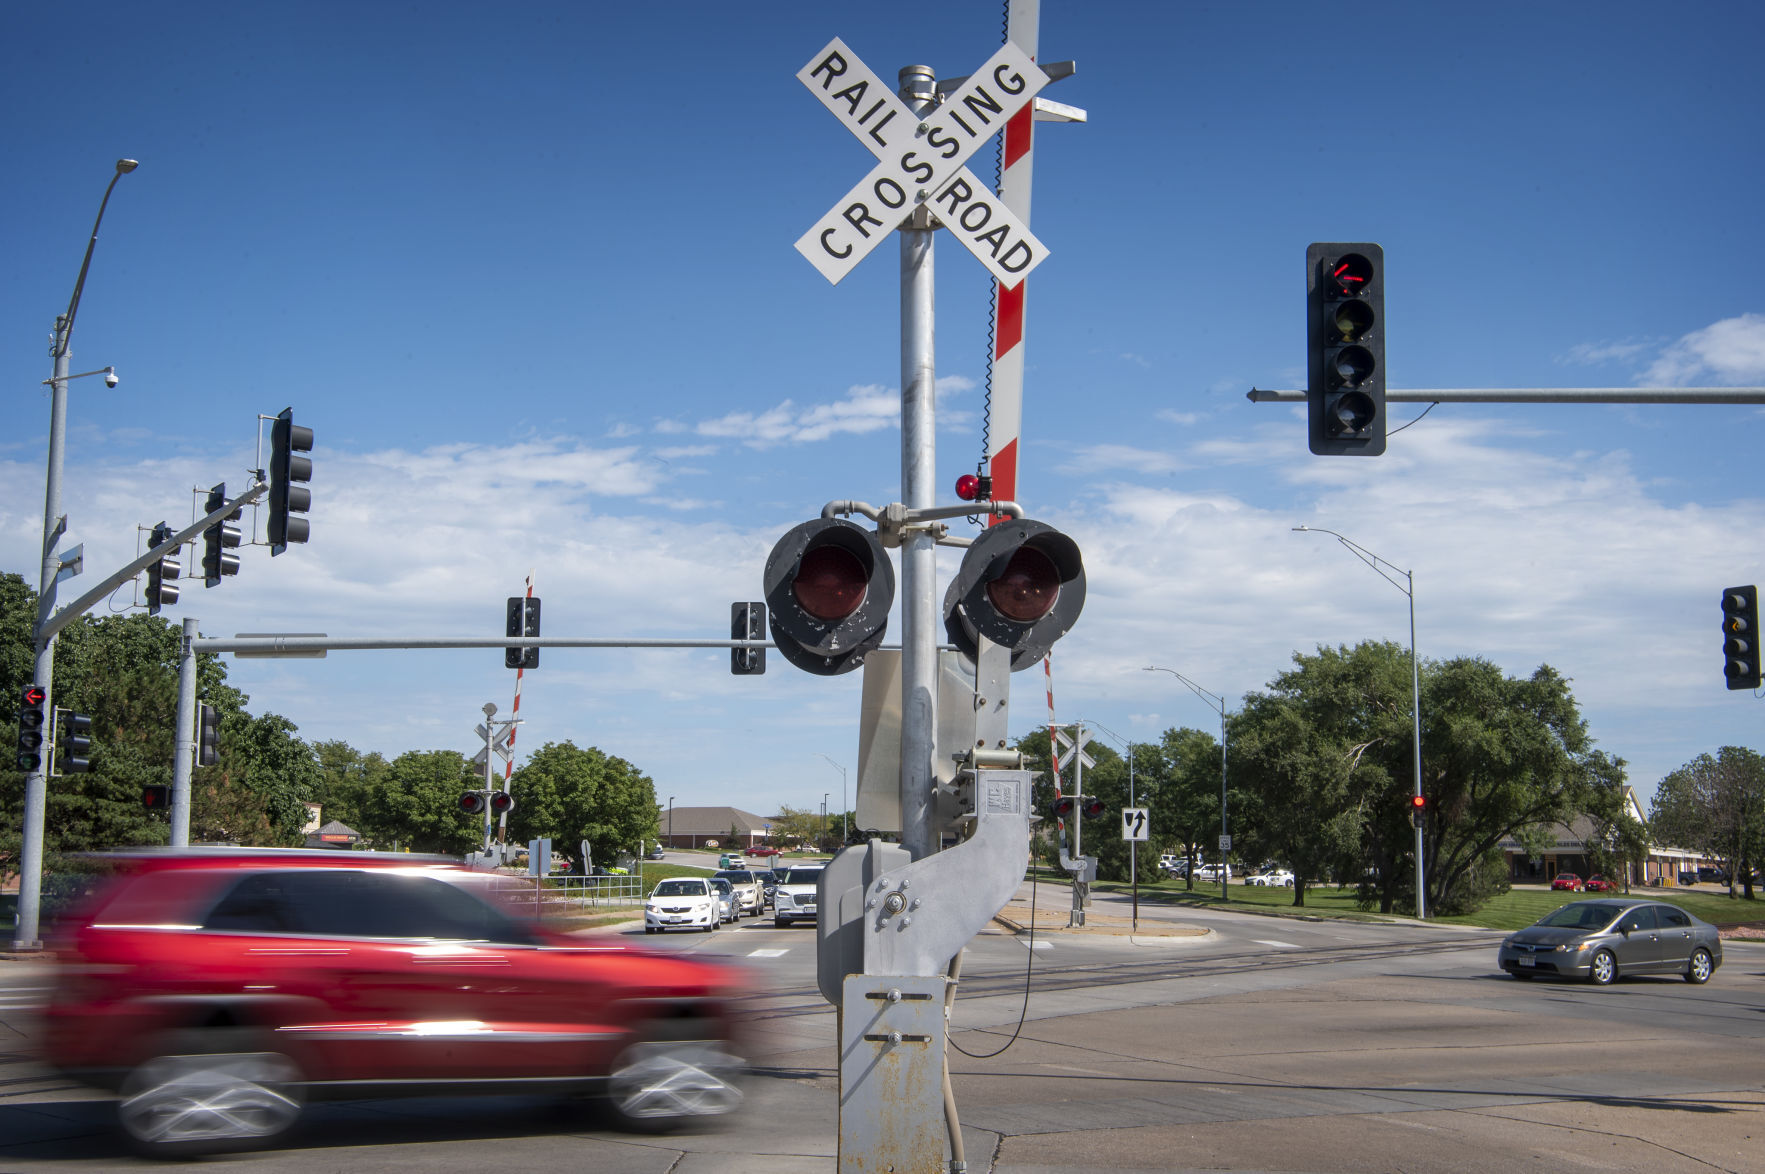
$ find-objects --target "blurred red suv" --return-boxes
[1551,873,1583,891]
[745,846,781,857]
[42,849,745,1156]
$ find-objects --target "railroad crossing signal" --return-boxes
[795,37,1050,286]
[944,519,1086,672]
[764,518,894,676]
[1306,242,1387,455]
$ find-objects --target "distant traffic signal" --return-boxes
[197,703,222,767]
[1306,242,1386,456]
[505,596,542,669]
[459,792,488,816]
[268,407,313,555]
[1722,585,1761,690]
[202,482,242,586]
[944,518,1086,671]
[145,523,180,615]
[731,601,766,675]
[56,709,92,774]
[16,685,47,773]
[142,784,171,811]
[1410,793,1427,829]
[764,518,895,676]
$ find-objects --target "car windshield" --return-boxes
[654,880,706,897]
[713,871,749,882]
[783,868,824,884]
[709,879,731,893]
[1536,902,1623,930]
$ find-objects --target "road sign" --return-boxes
[1121,807,1149,842]
[795,37,1049,286]
[1219,834,1232,851]
[1053,726,1095,771]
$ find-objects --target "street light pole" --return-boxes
[815,753,848,845]
[1142,665,1229,900]
[667,796,675,849]
[16,159,138,952]
[1293,525,1426,919]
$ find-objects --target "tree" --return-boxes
[767,804,823,849]
[506,742,658,868]
[1651,748,1765,899]
[351,750,479,854]
[1148,728,1227,892]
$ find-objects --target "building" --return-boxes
[658,806,774,850]
[1498,786,1710,885]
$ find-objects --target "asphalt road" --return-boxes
[3,888,1762,1172]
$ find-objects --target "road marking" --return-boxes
[748,948,788,958]
[1255,939,1301,950]
[1021,939,1052,950]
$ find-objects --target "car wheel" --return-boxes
[1687,947,1714,984]
[117,1029,303,1158]
[1588,949,1617,986]
[603,1040,744,1133]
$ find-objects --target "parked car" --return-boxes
[1246,869,1295,887]
[773,864,826,927]
[41,849,745,1157]
[1583,874,1618,893]
[646,877,722,933]
[1698,867,1728,884]
[746,845,781,857]
[1497,898,1722,986]
[1551,873,1583,891]
[646,845,666,860]
[1193,863,1232,883]
[712,868,766,916]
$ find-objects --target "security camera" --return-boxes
[104,370,118,389]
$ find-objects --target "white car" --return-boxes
[645,877,720,933]
[1246,869,1295,887]
[1194,863,1233,882]
[773,864,826,927]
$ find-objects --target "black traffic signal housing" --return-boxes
[269,407,313,555]
[198,702,222,767]
[56,709,92,775]
[460,791,488,816]
[1307,242,1386,456]
[202,482,243,586]
[143,784,171,811]
[16,685,47,773]
[1050,795,1076,821]
[505,596,541,669]
[1722,585,1761,690]
[489,791,515,818]
[764,518,895,676]
[731,601,766,675]
[944,518,1086,671]
[1081,796,1106,820]
[145,523,180,615]
[1410,793,1427,829]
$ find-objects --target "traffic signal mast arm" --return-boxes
[38,480,269,645]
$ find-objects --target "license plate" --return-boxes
[1518,955,1535,967]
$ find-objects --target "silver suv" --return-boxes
[712,869,766,917]
[772,865,825,927]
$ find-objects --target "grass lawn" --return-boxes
[1053,868,1765,931]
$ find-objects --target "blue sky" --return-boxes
[5,1,1764,825]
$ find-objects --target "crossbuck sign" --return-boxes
[796,37,1051,286]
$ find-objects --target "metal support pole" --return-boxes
[1070,724,1085,927]
[898,63,939,862]
[171,618,198,847]
[481,709,497,855]
[1408,571,1426,920]
[1219,707,1229,901]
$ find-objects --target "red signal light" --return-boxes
[1050,795,1075,820]
[1410,795,1426,809]
[489,791,515,816]
[985,545,1061,623]
[793,544,867,622]
[23,685,46,707]
[955,474,980,501]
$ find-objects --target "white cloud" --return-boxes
[1642,313,1765,386]
[1054,444,1187,477]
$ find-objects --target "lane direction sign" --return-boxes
[795,37,1050,286]
[1122,807,1149,842]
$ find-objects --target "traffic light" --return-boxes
[1410,793,1427,829]
[142,784,171,811]
[489,791,515,817]
[763,518,895,676]
[1722,585,1761,690]
[459,791,487,816]
[202,482,242,586]
[1306,242,1386,456]
[504,596,541,669]
[268,407,313,555]
[56,709,92,774]
[943,518,1086,671]
[197,703,222,767]
[16,685,47,773]
[145,523,180,615]
[731,601,766,675]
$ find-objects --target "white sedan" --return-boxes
[644,877,721,933]
[1246,869,1295,887]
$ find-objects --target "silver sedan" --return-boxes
[1498,899,1722,985]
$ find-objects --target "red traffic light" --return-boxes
[1081,797,1106,820]
[23,685,46,707]
[793,544,869,622]
[142,784,170,809]
[1410,795,1426,810]
[489,791,515,816]
[460,792,487,816]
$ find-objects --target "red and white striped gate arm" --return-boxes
[985,0,1040,520]
[500,569,535,832]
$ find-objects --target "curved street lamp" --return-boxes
[1293,525,1426,918]
[815,753,848,845]
[16,159,138,952]
[1142,665,1230,900]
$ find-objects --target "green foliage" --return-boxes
[351,749,479,854]
[506,742,659,867]
[1650,747,1765,895]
